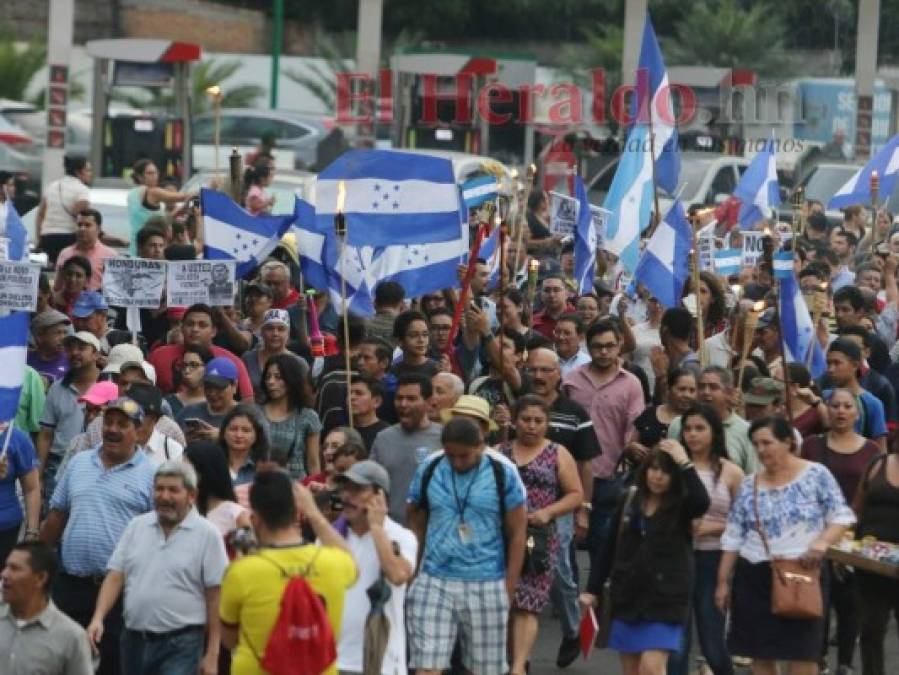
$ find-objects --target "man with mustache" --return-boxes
[39,397,156,675]
[87,461,228,675]
[526,347,600,668]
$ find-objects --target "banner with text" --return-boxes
[0,262,40,311]
[103,258,166,308]
[167,260,236,307]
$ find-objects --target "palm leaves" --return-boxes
[0,25,46,102]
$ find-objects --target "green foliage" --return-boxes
[0,25,46,102]
[663,0,797,76]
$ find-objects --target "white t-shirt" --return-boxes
[631,321,661,392]
[142,428,185,466]
[42,176,89,236]
[337,518,418,675]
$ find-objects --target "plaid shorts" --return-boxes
[406,572,510,674]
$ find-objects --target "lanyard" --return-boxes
[450,460,482,521]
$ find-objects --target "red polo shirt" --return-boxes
[532,304,576,339]
[148,343,255,400]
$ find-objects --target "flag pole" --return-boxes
[763,234,794,424]
[334,181,354,430]
[690,213,707,367]
[870,170,881,246]
[511,163,537,277]
[646,90,663,233]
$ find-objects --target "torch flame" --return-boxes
[529,259,539,272]
[819,282,829,292]
[510,168,519,180]
[205,85,222,97]
[752,301,766,312]
[494,215,502,228]
[336,180,346,213]
[527,163,537,177]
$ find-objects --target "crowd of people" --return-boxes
[0,156,898,675]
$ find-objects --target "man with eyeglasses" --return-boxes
[562,319,644,567]
[390,310,441,380]
[527,346,599,668]
[533,275,576,340]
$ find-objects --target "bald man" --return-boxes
[429,371,464,422]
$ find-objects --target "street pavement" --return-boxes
[529,552,899,674]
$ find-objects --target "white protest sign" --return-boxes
[697,223,716,271]
[167,260,237,307]
[741,231,766,267]
[590,205,611,250]
[550,191,578,235]
[102,258,166,308]
[0,262,40,311]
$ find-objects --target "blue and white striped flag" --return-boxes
[633,200,692,308]
[202,189,295,278]
[779,265,826,378]
[461,175,500,209]
[773,251,794,279]
[714,248,742,276]
[632,13,680,193]
[734,135,780,230]
[292,198,329,291]
[574,175,597,293]
[0,311,29,423]
[0,200,28,262]
[315,150,461,247]
[477,226,502,290]
[603,124,656,274]
[828,134,899,210]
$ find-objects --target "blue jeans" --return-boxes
[550,513,580,639]
[120,627,205,675]
[668,550,733,675]
[587,477,623,569]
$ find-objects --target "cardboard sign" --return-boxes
[550,191,579,235]
[741,231,766,268]
[167,260,236,307]
[590,205,611,250]
[103,258,166,308]
[0,262,40,311]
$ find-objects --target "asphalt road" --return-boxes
[528,552,898,674]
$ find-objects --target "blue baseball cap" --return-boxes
[203,357,239,388]
[72,291,109,318]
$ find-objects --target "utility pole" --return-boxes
[621,0,649,89]
[355,0,384,146]
[270,0,284,109]
[853,0,881,159]
[42,0,75,189]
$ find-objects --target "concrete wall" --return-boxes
[4,0,116,42]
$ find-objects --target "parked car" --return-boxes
[191,109,337,171]
[19,187,131,250]
[182,169,317,215]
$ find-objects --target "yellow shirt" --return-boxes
[220,545,357,675]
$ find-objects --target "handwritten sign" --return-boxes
[0,262,40,311]
[167,260,236,307]
[103,258,166,308]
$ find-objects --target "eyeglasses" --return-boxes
[588,341,618,352]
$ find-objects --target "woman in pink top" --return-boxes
[670,403,744,675]
[183,442,250,538]
[243,164,276,216]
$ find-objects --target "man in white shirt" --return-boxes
[333,461,418,675]
[128,383,184,465]
[553,313,591,377]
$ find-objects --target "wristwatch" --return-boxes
[580,502,593,513]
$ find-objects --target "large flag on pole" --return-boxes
[633,14,680,193]
[202,189,295,278]
[775,253,826,378]
[632,200,692,307]
[574,175,597,293]
[315,150,461,248]
[0,311,29,422]
[291,198,329,291]
[602,124,656,274]
[733,135,780,230]
[828,134,899,210]
[0,199,29,262]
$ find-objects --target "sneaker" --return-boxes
[556,635,581,669]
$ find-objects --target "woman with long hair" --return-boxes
[127,158,193,254]
[243,164,276,215]
[183,441,251,536]
[628,367,697,461]
[165,344,213,417]
[52,255,91,317]
[717,416,855,675]
[218,404,269,487]
[499,395,582,675]
[801,389,883,675]
[582,441,709,675]
[668,404,744,675]
[499,287,537,343]
[684,271,727,339]
[258,354,321,480]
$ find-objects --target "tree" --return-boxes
[114,59,265,113]
[663,0,797,76]
[0,25,46,102]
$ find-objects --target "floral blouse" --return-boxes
[722,462,855,563]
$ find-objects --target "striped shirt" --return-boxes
[50,446,155,576]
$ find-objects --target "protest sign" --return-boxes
[167,260,236,307]
[590,205,611,250]
[103,258,166,308]
[741,231,765,268]
[697,223,716,271]
[0,262,40,311]
[550,191,578,235]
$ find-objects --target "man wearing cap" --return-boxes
[753,307,783,372]
[87,460,228,675]
[36,331,101,509]
[40,396,156,675]
[333,461,417,675]
[128,383,185,466]
[53,208,116,293]
[71,291,114,355]
[175,357,239,442]
[241,308,309,400]
[148,303,254,400]
[370,373,443,525]
[28,309,71,385]
[743,376,787,421]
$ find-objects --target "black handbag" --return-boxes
[522,523,554,576]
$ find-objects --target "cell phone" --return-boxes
[184,418,205,431]
[875,242,890,257]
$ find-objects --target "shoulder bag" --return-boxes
[596,485,637,647]
[753,475,823,620]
